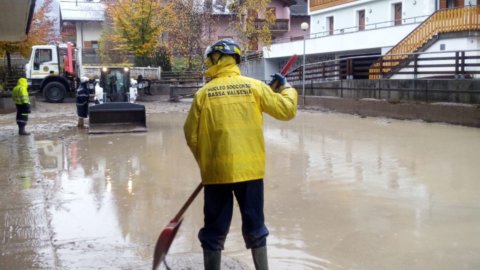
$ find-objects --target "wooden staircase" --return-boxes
[369,6,480,79]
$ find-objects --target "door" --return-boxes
[441,0,465,8]
[327,16,334,35]
[31,48,59,79]
[358,10,365,31]
[394,3,402,26]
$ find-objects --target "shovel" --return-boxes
[152,183,203,270]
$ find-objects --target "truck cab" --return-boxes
[26,43,79,103]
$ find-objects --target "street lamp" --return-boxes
[301,22,309,107]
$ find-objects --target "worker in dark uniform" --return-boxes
[11,78,32,135]
[137,74,152,95]
[76,76,91,128]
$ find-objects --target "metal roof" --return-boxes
[59,0,105,22]
[290,0,308,16]
[0,0,36,41]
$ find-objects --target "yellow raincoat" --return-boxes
[12,78,30,105]
[184,56,297,184]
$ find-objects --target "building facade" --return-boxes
[262,0,480,81]
[59,0,105,64]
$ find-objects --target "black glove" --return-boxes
[268,72,287,87]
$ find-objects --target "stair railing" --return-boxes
[369,6,480,79]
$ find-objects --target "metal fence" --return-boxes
[286,49,480,83]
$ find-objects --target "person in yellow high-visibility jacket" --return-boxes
[184,38,297,270]
[11,78,31,135]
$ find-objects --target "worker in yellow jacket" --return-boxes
[184,38,297,270]
[11,78,31,135]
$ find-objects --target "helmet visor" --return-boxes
[204,46,213,58]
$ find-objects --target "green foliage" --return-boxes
[134,46,172,71]
[104,0,175,58]
[98,18,130,64]
[171,56,203,72]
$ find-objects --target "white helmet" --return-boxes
[80,76,89,83]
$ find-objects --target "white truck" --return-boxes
[25,43,80,102]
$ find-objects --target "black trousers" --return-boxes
[15,105,29,128]
[199,179,269,251]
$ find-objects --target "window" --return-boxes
[248,35,258,51]
[358,10,365,31]
[393,3,402,26]
[327,16,334,35]
[34,49,52,70]
[440,0,464,9]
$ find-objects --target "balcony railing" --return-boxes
[271,15,429,45]
[286,49,480,83]
[254,19,289,32]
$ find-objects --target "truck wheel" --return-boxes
[43,82,66,103]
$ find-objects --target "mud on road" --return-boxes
[1,95,480,270]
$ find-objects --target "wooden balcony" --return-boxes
[310,0,356,12]
[369,6,480,79]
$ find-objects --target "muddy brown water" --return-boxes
[1,101,479,270]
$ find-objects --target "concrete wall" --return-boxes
[296,79,480,104]
[0,96,36,114]
[304,96,480,128]
[292,79,480,127]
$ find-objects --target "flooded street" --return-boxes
[1,100,479,270]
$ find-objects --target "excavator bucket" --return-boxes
[87,66,147,134]
[88,103,147,134]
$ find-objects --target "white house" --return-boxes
[262,0,480,80]
[59,0,104,52]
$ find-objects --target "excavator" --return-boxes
[25,43,147,134]
[88,66,147,134]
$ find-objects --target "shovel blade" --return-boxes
[152,218,183,270]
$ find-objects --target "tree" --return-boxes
[228,0,275,52]
[0,0,58,73]
[134,46,172,71]
[102,0,175,62]
[169,0,218,70]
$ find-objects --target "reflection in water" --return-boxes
[1,111,479,269]
[263,113,480,270]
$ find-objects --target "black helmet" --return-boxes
[204,38,242,64]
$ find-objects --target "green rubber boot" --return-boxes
[203,249,221,270]
[252,246,269,270]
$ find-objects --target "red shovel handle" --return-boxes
[270,54,299,90]
[280,54,299,76]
